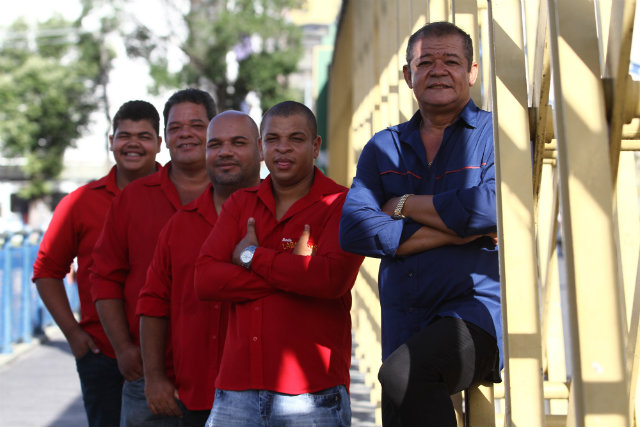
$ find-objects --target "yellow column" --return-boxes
[428,0,450,22]
[478,4,492,110]
[488,0,546,425]
[453,0,481,105]
[409,0,428,114]
[411,0,429,28]
[385,0,400,127]
[397,0,415,122]
[538,163,568,416]
[546,0,630,423]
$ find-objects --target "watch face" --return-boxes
[240,247,254,263]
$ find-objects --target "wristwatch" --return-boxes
[239,245,258,269]
[392,194,413,219]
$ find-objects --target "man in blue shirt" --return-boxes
[339,21,502,426]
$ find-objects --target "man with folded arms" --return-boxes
[195,101,364,427]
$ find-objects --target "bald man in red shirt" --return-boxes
[195,101,364,427]
[137,111,262,427]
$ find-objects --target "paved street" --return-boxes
[0,328,378,427]
[0,328,85,427]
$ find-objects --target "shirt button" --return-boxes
[212,335,217,340]
[408,307,414,313]
[214,304,220,310]
[254,307,260,311]
[407,271,413,277]
[252,336,258,342]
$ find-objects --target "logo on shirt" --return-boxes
[281,237,317,252]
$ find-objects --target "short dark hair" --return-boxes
[112,100,160,135]
[406,21,473,71]
[163,88,217,133]
[260,101,317,137]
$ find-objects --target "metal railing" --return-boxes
[0,229,78,354]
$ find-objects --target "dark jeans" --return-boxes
[75,351,124,427]
[378,317,499,427]
[181,409,210,427]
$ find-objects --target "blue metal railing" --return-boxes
[0,229,79,354]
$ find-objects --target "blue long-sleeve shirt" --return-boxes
[339,100,502,375]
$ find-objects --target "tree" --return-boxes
[0,1,304,198]
[137,0,304,111]
[0,15,109,198]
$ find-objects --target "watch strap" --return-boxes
[392,194,413,219]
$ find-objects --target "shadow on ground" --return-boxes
[47,396,86,427]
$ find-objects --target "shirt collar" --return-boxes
[255,166,344,221]
[141,161,171,187]
[87,165,119,196]
[137,161,183,210]
[400,98,479,135]
[396,99,480,154]
[90,162,164,194]
[182,183,217,226]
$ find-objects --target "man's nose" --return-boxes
[431,60,447,73]
[275,140,292,152]
[178,124,195,137]
[219,142,232,156]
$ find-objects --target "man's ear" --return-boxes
[468,62,479,87]
[257,139,264,161]
[402,65,413,89]
[312,136,321,159]
[108,135,114,152]
[156,136,162,154]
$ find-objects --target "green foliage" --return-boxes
[138,0,304,111]
[0,15,102,198]
[0,1,306,198]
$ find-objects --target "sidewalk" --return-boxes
[0,327,378,427]
[0,328,85,427]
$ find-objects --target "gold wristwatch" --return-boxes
[392,194,413,219]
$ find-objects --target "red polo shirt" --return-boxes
[32,166,122,358]
[90,163,182,354]
[195,168,364,394]
[136,185,227,410]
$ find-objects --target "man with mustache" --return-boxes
[90,88,216,426]
[137,111,262,427]
[339,22,502,426]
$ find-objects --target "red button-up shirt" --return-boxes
[195,168,364,394]
[33,166,121,358]
[137,185,227,410]
[90,163,182,351]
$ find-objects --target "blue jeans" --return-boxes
[206,386,351,427]
[120,377,182,427]
[75,351,123,427]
